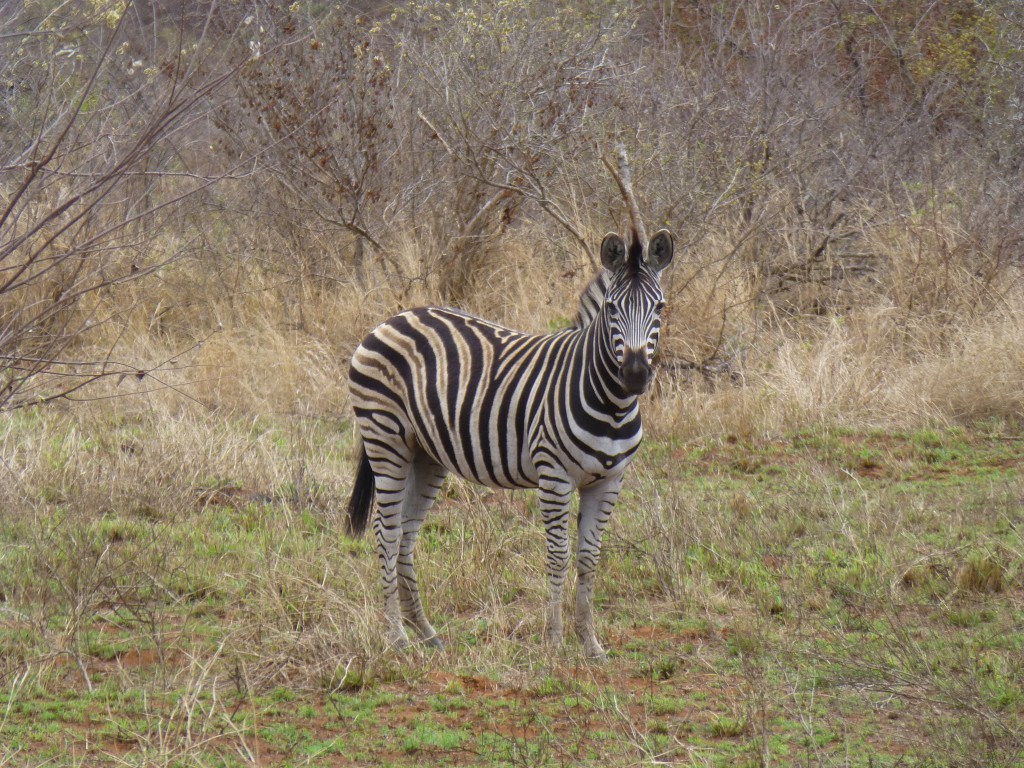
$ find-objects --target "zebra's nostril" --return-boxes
[619,369,650,395]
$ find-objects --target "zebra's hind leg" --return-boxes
[397,452,448,648]
[538,476,574,650]
[574,476,623,660]
[366,443,416,650]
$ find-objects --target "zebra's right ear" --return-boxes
[646,229,674,273]
[600,233,627,271]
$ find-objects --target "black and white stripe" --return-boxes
[573,269,610,329]
[347,229,674,657]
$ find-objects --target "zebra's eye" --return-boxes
[654,300,666,315]
[604,300,618,318]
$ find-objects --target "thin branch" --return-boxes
[602,144,647,246]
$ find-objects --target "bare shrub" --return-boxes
[607,1,1024,381]
[219,0,636,311]
[0,2,250,409]
[226,7,399,291]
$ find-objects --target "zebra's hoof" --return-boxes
[582,642,608,662]
[424,635,444,650]
[386,627,412,651]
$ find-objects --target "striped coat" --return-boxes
[348,229,674,657]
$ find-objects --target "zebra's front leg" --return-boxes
[538,477,574,649]
[575,475,623,660]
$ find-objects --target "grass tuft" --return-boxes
[956,550,1008,594]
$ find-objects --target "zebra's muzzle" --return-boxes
[619,350,653,396]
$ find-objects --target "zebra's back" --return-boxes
[350,307,572,489]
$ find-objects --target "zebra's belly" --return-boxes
[411,421,635,491]
[557,438,639,487]
[423,439,635,491]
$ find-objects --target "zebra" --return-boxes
[346,228,674,658]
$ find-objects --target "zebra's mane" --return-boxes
[572,270,610,330]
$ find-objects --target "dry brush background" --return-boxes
[2,1,1024,766]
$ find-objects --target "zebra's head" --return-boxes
[599,228,674,397]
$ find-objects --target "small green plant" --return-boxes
[642,656,679,682]
[648,695,687,716]
[709,715,748,738]
[400,721,469,754]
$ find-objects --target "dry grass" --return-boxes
[61,214,1024,439]
[3,220,1024,765]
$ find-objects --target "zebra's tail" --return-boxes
[346,443,376,537]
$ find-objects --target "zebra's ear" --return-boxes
[646,230,674,273]
[600,233,627,271]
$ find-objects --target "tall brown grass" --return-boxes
[55,206,1024,446]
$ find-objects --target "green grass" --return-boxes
[1,413,1023,766]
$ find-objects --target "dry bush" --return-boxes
[656,225,759,374]
[448,238,590,334]
[897,302,1024,423]
[0,2,252,410]
[191,322,350,415]
[645,260,1024,440]
[218,0,631,311]
[7,0,1024,419]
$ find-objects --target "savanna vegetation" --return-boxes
[2,0,1024,765]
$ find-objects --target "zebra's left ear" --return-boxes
[645,230,674,273]
[600,233,627,271]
